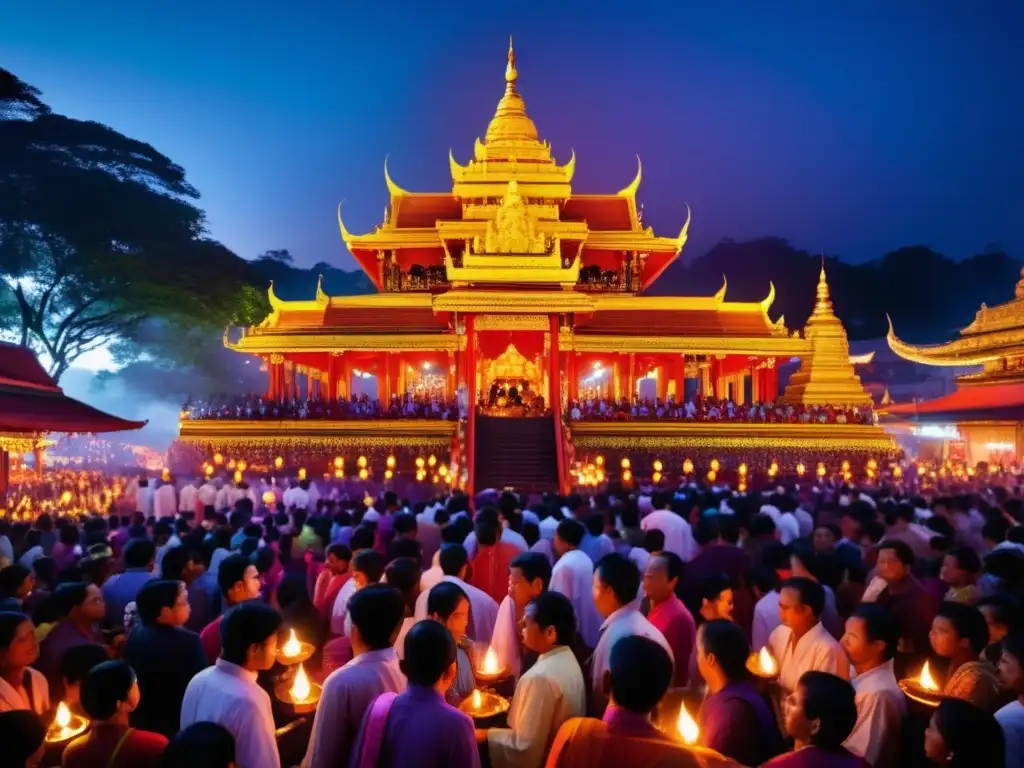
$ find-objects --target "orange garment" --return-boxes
[469,541,519,605]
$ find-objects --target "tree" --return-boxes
[0,67,266,381]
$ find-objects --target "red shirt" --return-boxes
[62,724,168,768]
[314,571,350,623]
[647,594,697,687]
[200,614,224,665]
[469,541,519,605]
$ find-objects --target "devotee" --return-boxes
[752,543,791,651]
[349,619,480,768]
[58,643,110,714]
[37,582,107,694]
[580,513,614,563]
[382,557,420,658]
[763,671,869,768]
[124,579,207,737]
[330,547,385,636]
[0,612,48,714]
[682,516,750,609]
[200,552,261,664]
[768,577,848,699]
[481,592,586,768]
[790,546,843,639]
[978,593,1023,664]
[872,540,937,677]
[642,551,696,687]
[180,601,282,768]
[840,604,905,768]
[696,573,735,624]
[426,580,476,705]
[101,538,155,628]
[313,543,351,622]
[880,503,931,560]
[0,564,34,612]
[0,709,45,768]
[469,508,521,605]
[940,546,982,605]
[995,632,1024,768]
[639,491,696,561]
[549,519,601,648]
[164,722,236,768]
[929,600,1001,710]
[696,619,783,766]
[304,584,406,768]
[61,660,169,767]
[414,544,498,644]
[924,697,1006,768]
[589,553,671,716]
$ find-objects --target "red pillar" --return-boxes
[675,356,686,403]
[765,364,778,402]
[465,315,477,494]
[549,315,561,410]
[567,352,577,402]
[326,355,335,402]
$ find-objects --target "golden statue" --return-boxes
[473,180,549,255]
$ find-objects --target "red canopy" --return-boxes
[0,343,146,434]
[886,383,1024,421]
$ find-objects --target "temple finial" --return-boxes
[506,36,517,84]
[815,257,832,311]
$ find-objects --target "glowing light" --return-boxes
[432,474,440,484]
[622,469,633,483]
[738,463,748,476]
[986,442,1015,452]
[796,462,806,476]
[334,456,344,469]
[682,459,694,474]
[768,462,779,477]
[334,469,344,479]
[55,702,70,729]
[652,472,662,483]
[283,629,301,658]
[60,491,72,505]
[227,459,237,470]
[415,457,426,469]
[841,460,850,473]
[709,458,720,473]
[758,647,778,675]
[290,663,312,701]
[595,455,605,467]
[358,468,369,480]
[653,459,663,473]
[472,689,482,709]
[214,453,224,465]
[893,466,903,479]
[384,469,393,480]
[867,458,878,471]
[274,456,283,469]
[621,458,631,470]
[262,490,276,506]
[438,465,448,477]
[481,647,500,675]
[357,456,367,469]
[428,455,437,467]
[917,466,926,477]
[386,455,396,469]
[919,661,939,691]
[677,703,699,744]
[237,460,247,472]
[707,470,717,483]
[816,462,827,478]
[298,468,307,481]
[416,469,427,482]
[233,470,242,485]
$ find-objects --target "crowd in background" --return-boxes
[567,395,876,424]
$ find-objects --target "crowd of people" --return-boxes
[0,471,1022,767]
[182,394,460,421]
[567,395,877,425]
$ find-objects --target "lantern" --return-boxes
[796,462,806,477]
[357,456,367,469]
[867,458,878,471]
[816,462,826,478]
[621,458,631,470]
[233,471,242,485]
[428,455,437,467]
[652,459,663,473]
[334,456,344,470]
[227,459,237,470]
[415,457,426,469]
[622,469,633,484]
[682,458,694,475]
[262,490,276,506]
[386,455,396,469]
[595,455,605,467]
[237,460,247,472]
[384,469,394,480]
[738,463,748,477]
[841,460,851,473]
[709,458,720,473]
[416,469,427,482]
[893,465,903,479]
[274,456,284,469]
[213,453,224,465]
[707,470,717,483]
[358,468,369,481]
[298,468,307,481]
[334,469,344,479]
[652,471,662,484]
[438,464,448,477]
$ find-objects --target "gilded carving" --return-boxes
[269,353,285,364]
[475,314,550,331]
[471,180,550,255]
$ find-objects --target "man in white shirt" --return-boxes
[413,544,499,644]
[639,492,696,562]
[768,577,849,699]
[178,479,198,515]
[154,478,177,520]
[282,479,311,511]
[841,604,906,768]
[549,519,602,649]
[996,633,1024,768]
[330,549,386,636]
[180,601,282,768]
[136,478,155,518]
[588,553,672,717]
[482,592,587,768]
[197,478,217,509]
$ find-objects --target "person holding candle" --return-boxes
[426,581,477,705]
[58,643,110,715]
[304,584,406,768]
[839,604,905,768]
[180,601,283,768]
[0,612,49,715]
[199,554,261,665]
[871,540,938,679]
[549,520,602,650]
[924,698,1005,768]
[928,600,1001,711]
[480,591,586,768]
[61,660,169,767]
[643,551,696,687]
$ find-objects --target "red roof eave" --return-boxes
[886,384,1024,417]
[0,392,146,434]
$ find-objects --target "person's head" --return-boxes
[383,558,421,611]
[160,546,200,584]
[876,540,914,583]
[348,584,406,653]
[392,513,418,540]
[427,581,470,644]
[997,633,1024,696]
[79,661,139,723]
[59,643,110,709]
[642,552,683,605]
[325,544,352,576]
[123,538,156,570]
[778,577,825,633]
[0,612,38,670]
[507,552,551,611]
[841,604,899,669]
[163,722,236,768]
[603,635,674,714]
[136,579,190,628]
[351,549,386,589]
[400,618,458,693]
[697,619,750,692]
[698,573,734,622]
[643,528,665,554]
[217,553,260,606]
[940,547,982,588]
[522,592,576,655]
[783,671,859,749]
[220,602,282,671]
[0,710,45,768]
[592,554,639,619]
[55,581,105,623]
[925,698,1005,767]
[977,594,1022,646]
[0,565,33,600]
[474,508,501,548]
[930,601,989,660]
[762,542,793,582]
[437,545,469,581]
[554,518,585,556]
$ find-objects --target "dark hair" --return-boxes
[54,582,92,617]
[384,558,421,604]
[392,513,417,537]
[327,543,352,562]
[59,643,110,684]
[608,635,674,713]
[352,549,386,584]
[474,508,501,547]
[933,698,1005,767]
[698,573,732,604]
[1001,633,1024,667]
[977,594,1023,635]
[163,722,236,768]
[438,544,469,577]
[556,518,585,548]
[878,539,915,567]
[427,581,468,620]
[595,553,639,607]
[135,580,183,625]
[944,546,982,574]
[124,538,156,569]
[780,577,826,617]
[850,604,900,660]
[0,611,31,648]
[651,551,684,584]
[525,592,576,646]
[698,619,750,680]
[798,671,859,748]
[0,564,31,597]
[509,552,552,590]
[937,601,990,655]
[80,660,136,720]
[217,553,253,598]
[220,602,282,665]
[402,619,456,687]
[159,546,192,582]
[643,528,666,553]
[746,565,778,595]
[350,527,375,551]
[0,710,45,765]
[349,585,406,650]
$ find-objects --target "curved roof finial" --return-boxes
[760,281,776,314]
[560,148,576,182]
[674,204,692,251]
[337,201,352,242]
[267,280,282,310]
[449,148,466,180]
[315,273,328,304]
[384,155,408,197]
[714,274,728,303]
[617,155,643,197]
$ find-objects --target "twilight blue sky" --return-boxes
[3,0,1022,269]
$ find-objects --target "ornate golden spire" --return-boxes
[815,260,833,314]
[484,37,539,147]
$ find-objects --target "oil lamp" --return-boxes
[357,456,367,469]
[796,462,806,477]
[386,455,396,469]
[899,660,944,707]
[475,646,507,686]
[274,662,321,714]
[738,463,748,477]
[261,490,276,506]
[298,467,307,481]
[45,702,88,746]
[274,456,284,469]
[276,628,315,665]
[459,688,510,722]
[428,455,437,467]
[334,456,344,470]
[621,457,631,470]
[747,647,779,680]
[677,703,699,744]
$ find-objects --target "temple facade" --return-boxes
[181,42,889,492]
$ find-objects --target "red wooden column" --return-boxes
[566,351,577,402]
[465,315,477,494]
[708,356,721,399]
[765,362,778,402]
[326,355,335,402]
[675,356,686,403]
[549,315,561,409]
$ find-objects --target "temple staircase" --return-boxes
[473,414,561,493]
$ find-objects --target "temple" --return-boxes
[886,269,1024,465]
[181,41,891,491]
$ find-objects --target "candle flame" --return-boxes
[283,629,301,657]
[290,663,311,702]
[919,661,939,691]
[481,646,500,675]
[472,689,482,709]
[677,703,699,744]
[55,702,70,728]
[758,647,778,675]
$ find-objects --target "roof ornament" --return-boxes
[506,35,517,84]
[617,155,643,198]
[315,273,329,305]
[559,148,576,182]
[760,281,776,314]
[267,280,283,310]
[1015,265,1024,299]
[714,274,728,303]
[816,258,833,313]
[336,202,351,241]
[384,155,409,197]
[674,204,692,252]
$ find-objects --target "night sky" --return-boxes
[4,0,1022,269]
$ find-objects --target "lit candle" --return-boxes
[919,661,939,691]
[283,629,301,659]
[291,663,312,702]
[758,647,778,676]
[45,701,88,744]
[481,647,499,676]
[274,662,322,714]
[677,703,699,745]
[472,689,482,710]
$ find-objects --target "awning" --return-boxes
[886,383,1024,421]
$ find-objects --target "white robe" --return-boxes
[843,660,906,768]
[768,620,850,695]
[0,667,49,715]
[414,574,499,644]
[640,509,696,561]
[330,577,358,636]
[590,605,672,699]
[491,595,522,680]
[549,549,602,648]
